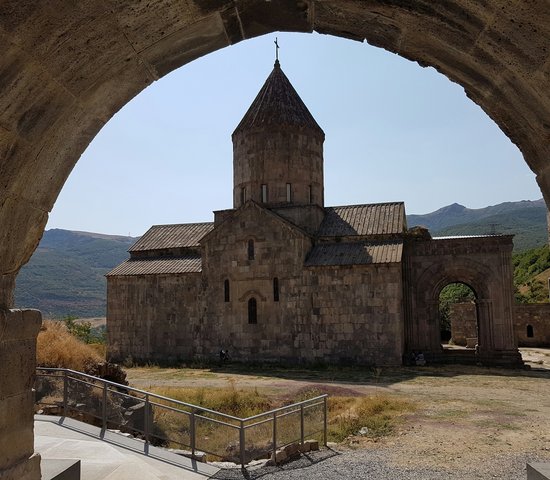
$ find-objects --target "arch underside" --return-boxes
[1,1,550,309]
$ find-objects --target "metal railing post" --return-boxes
[272,411,277,463]
[102,381,108,431]
[300,404,305,445]
[62,371,68,417]
[144,394,150,448]
[190,411,196,457]
[239,420,245,468]
[323,396,328,446]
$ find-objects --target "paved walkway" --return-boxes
[35,415,219,480]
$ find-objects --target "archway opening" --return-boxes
[438,282,477,349]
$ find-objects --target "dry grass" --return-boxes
[328,394,414,442]
[150,380,272,418]
[37,320,102,372]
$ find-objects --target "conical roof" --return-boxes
[233,60,324,137]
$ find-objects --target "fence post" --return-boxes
[271,411,277,463]
[239,420,245,468]
[300,404,305,445]
[190,411,196,457]
[144,394,150,449]
[323,396,328,447]
[102,381,108,431]
[62,371,68,418]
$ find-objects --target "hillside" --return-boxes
[407,199,547,251]
[14,199,549,317]
[15,229,136,318]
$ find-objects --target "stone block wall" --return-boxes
[449,302,477,346]
[0,309,41,480]
[514,304,550,347]
[107,273,202,363]
[298,264,404,365]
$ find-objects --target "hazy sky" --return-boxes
[47,33,542,237]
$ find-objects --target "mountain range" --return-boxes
[14,198,548,318]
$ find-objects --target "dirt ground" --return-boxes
[126,348,550,473]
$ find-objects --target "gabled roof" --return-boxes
[129,223,214,252]
[106,255,202,276]
[317,203,405,237]
[305,241,403,266]
[200,200,310,245]
[233,60,324,137]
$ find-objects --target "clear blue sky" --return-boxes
[47,33,542,237]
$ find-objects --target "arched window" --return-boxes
[527,324,534,338]
[247,239,255,260]
[224,279,230,302]
[248,298,257,324]
[273,277,279,302]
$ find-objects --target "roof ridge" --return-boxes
[326,202,405,210]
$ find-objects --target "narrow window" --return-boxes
[247,239,255,260]
[224,279,230,302]
[527,325,534,338]
[248,298,257,324]
[273,277,279,302]
[308,185,312,204]
[261,184,267,203]
[286,183,292,202]
[240,187,246,205]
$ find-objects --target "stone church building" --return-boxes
[107,60,522,367]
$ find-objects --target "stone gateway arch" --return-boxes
[1,1,550,478]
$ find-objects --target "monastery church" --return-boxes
[107,59,522,367]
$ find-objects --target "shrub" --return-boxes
[37,320,103,372]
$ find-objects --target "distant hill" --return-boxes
[14,199,549,317]
[407,199,547,251]
[15,229,136,318]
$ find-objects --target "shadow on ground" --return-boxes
[210,449,340,480]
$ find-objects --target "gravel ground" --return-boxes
[211,447,545,480]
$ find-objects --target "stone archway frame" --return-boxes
[413,257,496,354]
[2,1,550,308]
[0,2,543,477]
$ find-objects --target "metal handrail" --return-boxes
[35,367,328,467]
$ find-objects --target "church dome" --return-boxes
[233,60,324,138]
[232,59,325,210]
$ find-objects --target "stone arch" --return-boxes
[0,3,545,477]
[404,237,520,365]
[2,1,550,309]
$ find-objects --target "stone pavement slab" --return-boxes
[35,415,219,480]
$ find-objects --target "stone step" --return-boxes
[41,459,81,480]
[527,462,550,480]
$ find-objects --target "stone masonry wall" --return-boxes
[297,264,404,366]
[0,309,42,480]
[449,302,550,347]
[107,273,202,363]
[449,302,477,346]
[513,304,550,347]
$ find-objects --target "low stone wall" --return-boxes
[514,304,550,347]
[450,302,550,348]
[0,309,42,480]
[450,303,477,346]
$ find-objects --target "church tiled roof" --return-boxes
[106,255,202,276]
[305,241,403,266]
[317,203,405,237]
[129,223,214,252]
[233,60,324,137]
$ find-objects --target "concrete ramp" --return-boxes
[528,463,550,480]
[35,415,219,480]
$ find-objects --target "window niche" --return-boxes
[527,324,534,338]
[247,239,255,260]
[224,279,230,302]
[273,277,279,302]
[248,298,257,324]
